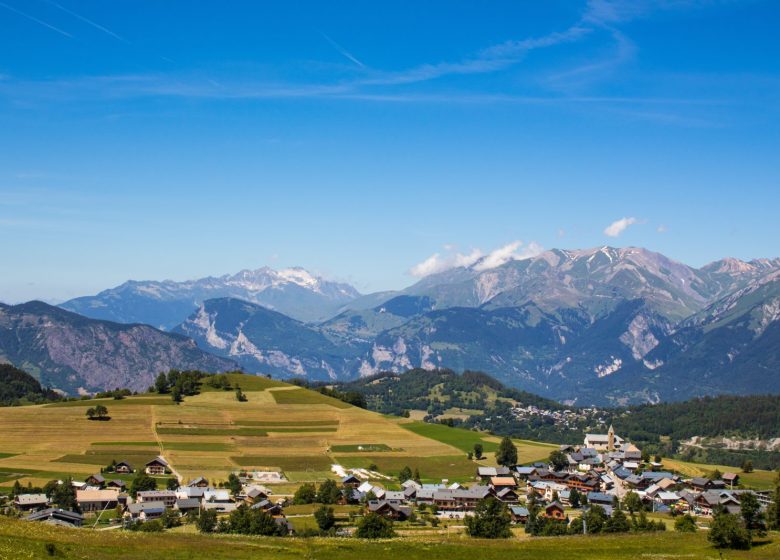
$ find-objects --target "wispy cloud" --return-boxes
[45,0,128,43]
[604,216,639,237]
[409,240,543,277]
[0,1,73,38]
[320,33,366,69]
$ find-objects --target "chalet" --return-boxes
[695,491,740,516]
[655,491,682,507]
[26,508,84,528]
[565,474,600,493]
[174,498,201,514]
[137,490,177,508]
[368,500,412,521]
[514,466,537,480]
[621,443,642,461]
[489,477,518,491]
[250,499,284,516]
[383,491,406,505]
[244,486,269,505]
[494,487,520,504]
[689,477,725,492]
[176,486,206,501]
[341,474,362,488]
[126,501,166,521]
[145,456,169,476]
[543,501,566,520]
[107,480,126,491]
[585,492,614,507]
[510,506,530,524]
[85,474,106,488]
[76,489,118,513]
[187,477,209,488]
[477,466,512,481]
[432,486,491,511]
[114,461,133,474]
[14,494,49,512]
[722,473,740,488]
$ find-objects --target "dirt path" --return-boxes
[150,405,182,483]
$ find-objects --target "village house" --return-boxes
[126,501,166,522]
[144,456,169,476]
[432,486,491,511]
[85,474,106,488]
[187,476,209,488]
[250,499,284,516]
[76,489,119,513]
[543,501,567,520]
[477,466,512,482]
[722,473,740,488]
[114,461,133,474]
[341,474,362,488]
[26,508,84,528]
[368,500,412,521]
[137,490,177,508]
[174,498,201,515]
[14,493,49,512]
[494,487,520,504]
[106,479,126,491]
[243,486,269,505]
[509,506,530,524]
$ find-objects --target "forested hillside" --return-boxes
[0,363,61,405]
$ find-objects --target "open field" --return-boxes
[662,457,777,489]
[400,422,559,466]
[0,376,483,485]
[1,517,779,560]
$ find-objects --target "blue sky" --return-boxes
[1,0,779,302]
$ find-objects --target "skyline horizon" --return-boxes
[6,242,780,306]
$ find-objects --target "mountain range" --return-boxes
[2,246,780,405]
[60,266,360,328]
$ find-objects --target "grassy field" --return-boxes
[1,517,779,560]
[662,457,777,489]
[399,422,558,466]
[0,376,478,486]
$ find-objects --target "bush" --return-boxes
[708,513,752,550]
[465,497,511,538]
[315,505,336,531]
[196,510,218,533]
[674,514,697,532]
[293,483,316,505]
[355,513,395,539]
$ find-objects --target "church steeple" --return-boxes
[607,424,615,452]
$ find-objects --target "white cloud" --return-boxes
[409,248,482,277]
[410,240,543,278]
[657,224,668,233]
[603,217,638,237]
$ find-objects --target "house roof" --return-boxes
[26,508,83,523]
[546,501,564,511]
[76,490,118,502]
[187,477,208,486]
[87,474,105,483]
[107,480,126,488]
[657,492,680,501]
[145,456,169,467]
[175,498,200,509]
[127,501,166,514]
[510,506,529,516]
[722,473,740,481]
[15,494,49,505]
[137,490,176,500]
[490,477,517,486]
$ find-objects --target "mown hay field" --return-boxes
[0,375,493,487]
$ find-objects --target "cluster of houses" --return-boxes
[14,456,291,532]
[11,427,774,532]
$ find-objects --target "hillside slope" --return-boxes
[0,301,235,394]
